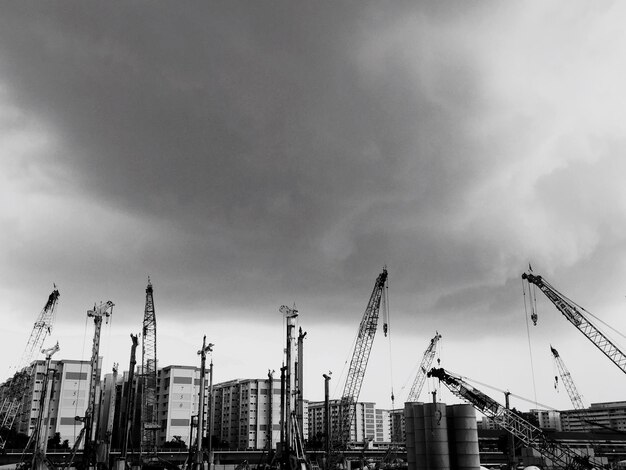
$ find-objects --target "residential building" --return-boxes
[307,400,377,444]
[375,409,391,442]
[15,358,95,446]
[212,378,288,451]
[530,409,562,431]
[155,365,207,446]
[561,401,626,432]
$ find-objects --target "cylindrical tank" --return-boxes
[449,404,480,470]
[405,403,416,470]
[413,404,427,470]
[423,402,450,470]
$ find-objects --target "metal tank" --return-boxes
[405,403,416,470]
[447,404,480,470]
[412,404,427,470]
[423,402,450,470]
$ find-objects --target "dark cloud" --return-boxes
[1,0,625,369]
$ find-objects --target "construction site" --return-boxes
[2,268,626,470]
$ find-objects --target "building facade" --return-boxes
[561,401,626,432]
[307,400,377,445]
[212,378,288,451]
[16,359,95,446]
[155,365,207,446]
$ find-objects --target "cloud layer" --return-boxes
[2,1,626,407]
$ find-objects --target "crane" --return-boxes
[551,347,626,436]
[522,272,626,375]
[0,287,60,447]
[141,278,159,460]
[427,367,599,470]
[406,332,441,402]
[335,268,388,448]
[550,346,587,414]
[81,300,114,468]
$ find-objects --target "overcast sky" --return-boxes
[2,1,626,413]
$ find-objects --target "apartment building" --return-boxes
[155,365,207,446]
[561,401,626,432]
[530,409,562,431]
[307,400,377,444]
[16,359,95,446]
[212,378,291,451]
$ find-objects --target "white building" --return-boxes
[212,378,291,450]
[307,400,377,444]
[155,365,207,446]
[530,409,562,431]
[17,359,95,447]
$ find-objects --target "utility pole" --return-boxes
[196,336,213,470]
[323,373,331,470]
[116,334,138,470]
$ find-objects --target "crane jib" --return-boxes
[522,271,626,376]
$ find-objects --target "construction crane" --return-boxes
[550,346,587,413]
[522,272,626,375]
[336,268,388,448]
[405,332,441,402]
[141,278,159,460]
[0,287,60,447]
[80,300,114,468]
[427,367,599,470]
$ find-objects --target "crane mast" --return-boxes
[336,268,388,447]
[406,332,441,402]
[522,272,626,375]
[141,278,158,458]
[427,368,597,470]
[84,300,114,466]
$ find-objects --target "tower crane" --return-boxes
[335,268,388,448]
[522,272,626,375]
[427,367,599,470]
[405,332,441,402]
[0,287,60,447]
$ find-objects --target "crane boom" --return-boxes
[522,272,626,375]
[550,346,586,412]
[336,268,388,447]
[0,287,60,446]
[427,367,597,470]
[406,332,441,402]
[550,346,597,436]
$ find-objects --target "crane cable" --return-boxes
[522,278,539,408]
[384,278,396,409]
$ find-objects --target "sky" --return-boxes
[2,1,626,415]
